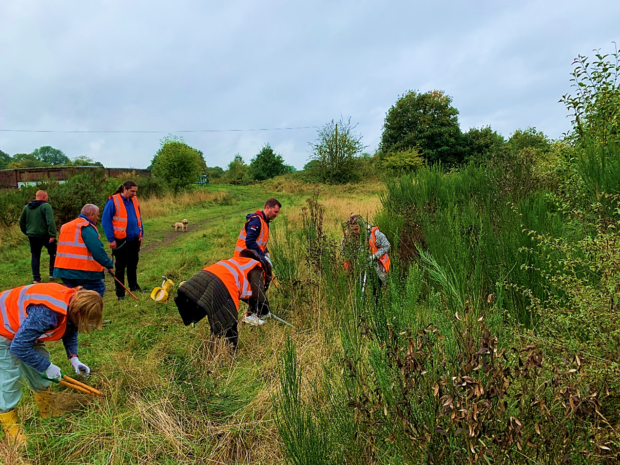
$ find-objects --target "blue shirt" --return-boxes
[244,211,270,260]
[53,214,114,280]
[102,195,143,243]
[9,305,78,373]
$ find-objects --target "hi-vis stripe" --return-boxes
[57,219,95,260]
[235,215,268,253]
[58,223,87,248]
[112,196,127,231]
[0,285,68,339]
[217,259,256,299]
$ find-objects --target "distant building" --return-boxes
[0,166,151,189]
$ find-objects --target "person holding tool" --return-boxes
[102,180,145,301]
[342,214,391,287]
[53,204,114,297]
[175,249,271,350]
[233,198,280,323]
[0,283,103,445]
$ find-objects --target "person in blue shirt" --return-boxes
[102,180,145,300]
[53,204,114,297]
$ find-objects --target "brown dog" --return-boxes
[173,219,188,232]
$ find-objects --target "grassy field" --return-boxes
[0,182,385,464]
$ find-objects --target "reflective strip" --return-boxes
[113,217,126,222]
[25,292,69,311]
[56,253,95,261]
[235,246,244,251]
[219,262,241,291]
[16,286,33,325]
[58,241,87,248]
[0,291,14,335]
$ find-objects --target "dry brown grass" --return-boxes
[140,189,231,219]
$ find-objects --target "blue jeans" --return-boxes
[61,278,106,297]
[0,337,51,413]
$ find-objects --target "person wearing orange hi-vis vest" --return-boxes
[342,214,391,284]
[175,249,272,349]
[0,284,103,445]
[233,198,281,272]
[102,180,145,300]
[53,204,114,297]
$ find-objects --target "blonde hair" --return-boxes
[68,289,103,333]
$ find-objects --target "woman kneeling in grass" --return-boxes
[0,283,103,445]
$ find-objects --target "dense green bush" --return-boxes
[0,171,165,231]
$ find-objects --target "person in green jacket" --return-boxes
[19,190,57,284]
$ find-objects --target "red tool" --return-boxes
[108,271,138,301]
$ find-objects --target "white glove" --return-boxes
[45,363,62,380]
[264,255,273,267]
[70,357,90,376]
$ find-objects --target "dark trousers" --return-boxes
[112,238,141,297]
[61,278,106,297]
[225,323,239,350]
[28,236,57,282]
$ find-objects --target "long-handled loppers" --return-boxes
[41,373,104,397]
[269,312,297,330]
[107,270,139,301]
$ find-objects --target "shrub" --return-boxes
[379,148,424,173]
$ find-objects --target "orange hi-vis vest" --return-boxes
[204,257,262,310]
[234,212,269,257]
[0,283,78,342]
[55,218,105,273]
[370,227,391,273]
[110,193,142,240]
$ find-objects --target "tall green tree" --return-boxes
[507,128,551,152]
[0,150,11,169]
[151,135,206,193]
[379,90,463,164]
[309,117,365,184]
[32,146,71,165]
[462,126,506,163]
[250,144,287,180]
[8,153,49,169]
[223,154,251,184]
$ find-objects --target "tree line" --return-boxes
[0,146,102,169]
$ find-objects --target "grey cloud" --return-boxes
[1,0,618,169]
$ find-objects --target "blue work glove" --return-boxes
[45,363,62,380]
[70,357,91,376]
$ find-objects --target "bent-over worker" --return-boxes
[342,214,391,284]
[0,283,103,445]
[175,249,271,349]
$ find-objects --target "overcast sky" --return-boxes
[1,1,618,170]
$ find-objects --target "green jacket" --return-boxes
[19,200,57,238]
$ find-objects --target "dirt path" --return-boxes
[140,207,252,254]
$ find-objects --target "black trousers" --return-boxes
[28,236,57,282]
[112,238,141,296]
